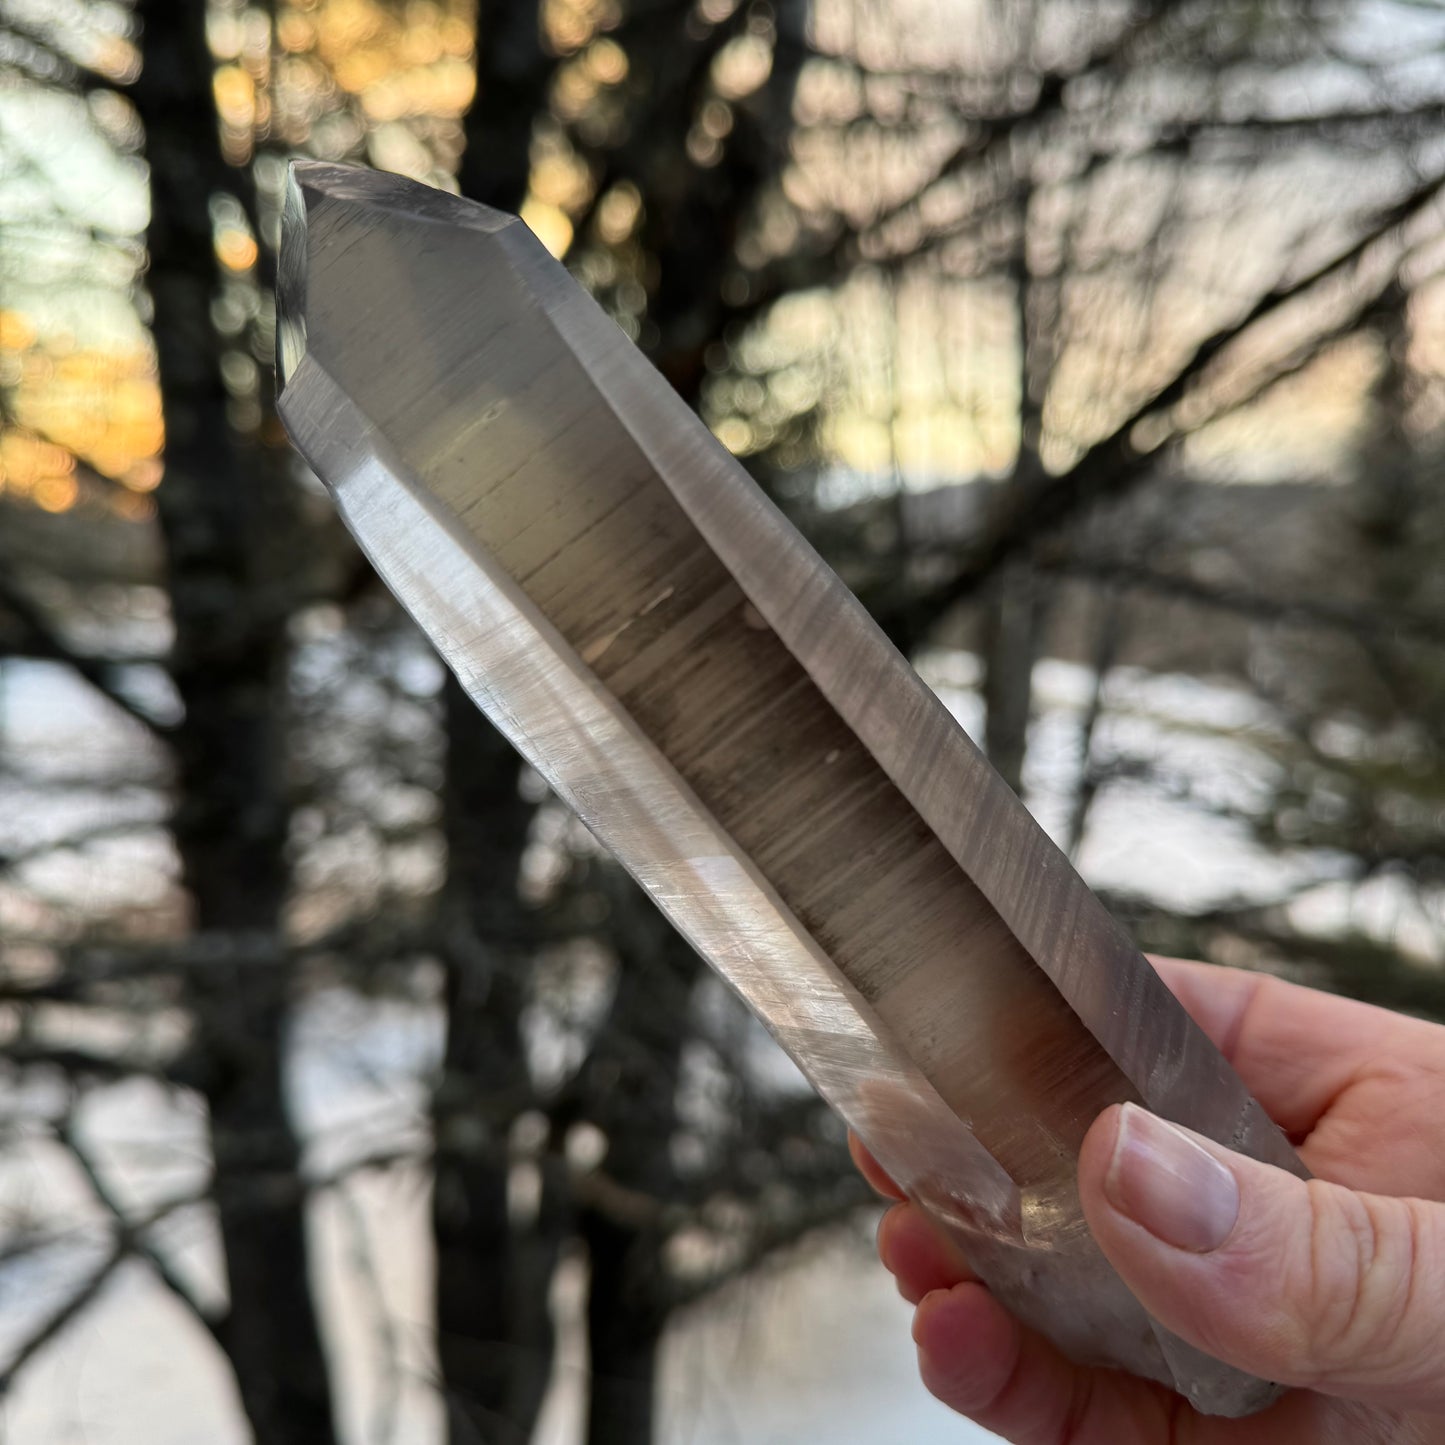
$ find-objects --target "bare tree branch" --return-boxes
[875,167,1445,643]
[0,571,174,737]
[665,1177,873,1311]
[0,1182,210,1395]
[858,0,1192,242]
[1043,556,1445,648]
[2,1042,177,1085]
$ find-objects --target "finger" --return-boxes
[1148,956,1430,1138]
[877,1202,977,1303]
[912,1281,1183,1445]
[913,1276,1378,1445]
[1080,1101,1445,1413]
[848,1131,905,1200]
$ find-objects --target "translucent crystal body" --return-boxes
[276,161,1306,1416]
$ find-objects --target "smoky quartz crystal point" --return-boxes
[275,161,1306,1416]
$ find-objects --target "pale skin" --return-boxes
[850,957,1445,1444]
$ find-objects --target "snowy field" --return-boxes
[1,649,1378,1444]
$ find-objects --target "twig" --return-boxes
[59,1118,224,1344]
[0,819,165,874]
[0,1242,127,1395]
[859,0,1191,241]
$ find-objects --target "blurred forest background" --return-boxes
[1,0,1444,1442]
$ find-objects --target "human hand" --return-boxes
[851,957,1445,1444]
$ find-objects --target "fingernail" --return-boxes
[1104,1103,1240,1253]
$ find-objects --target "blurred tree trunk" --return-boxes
[432,680,562,1445]
[131,4,337,1442]
[577,904,694,1445]
[982,162,1046,796]
[982,560,1042,796]
[432,13,566,1439]
[580,1212,667,1444]
[460,0,552,210]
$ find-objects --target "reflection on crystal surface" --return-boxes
[277,160,1305,1416]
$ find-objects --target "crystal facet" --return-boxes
[276,161,1307,1417]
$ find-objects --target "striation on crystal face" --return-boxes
[275,160,1307,1417]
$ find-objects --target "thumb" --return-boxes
[1079,1102,1445,1412]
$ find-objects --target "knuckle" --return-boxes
[1302,1185,1422,1388]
